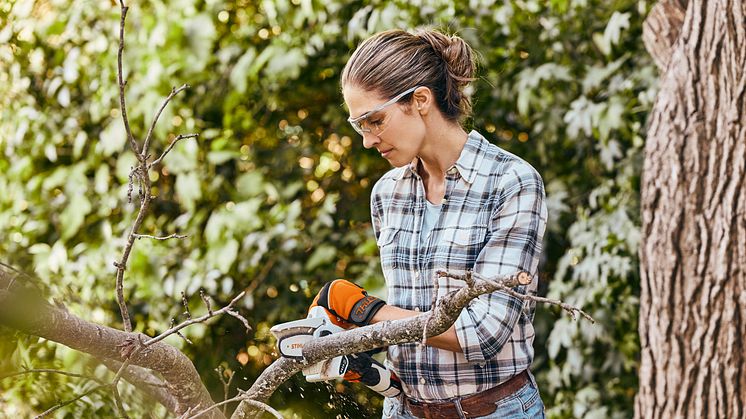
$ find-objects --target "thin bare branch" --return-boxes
[188,394,282,419]
[170,318,194,345]
[149,133,199,168]
[440,270,595,323]
[115,154,158,333]
[34,384,107,418]
[215,366,236,417]
[491,284,595,322]
[145,291,247,347]
[112,384,130,419]
[113,1,196,335]
[116,1,141,161]
[225,309,251,333]
[0,368,105,384]
[142,84,190,157]
[133,233,188,241]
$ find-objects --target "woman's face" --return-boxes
[343,85,426,168]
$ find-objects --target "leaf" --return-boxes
[210,238,239,274]
[94,165,110,194]
[175,172,202,211]
[115,152,139,183]
[99,118,126,157]
[582,56,627,93]
[164,136,199,174]
[59,195,92,240]
[603,12,630,47]
[207,150,240,165]
[230,48,257,94]
[305,244,337,271]
[236,171,265,198]
[265,47,307,80]
[49,240,68,274]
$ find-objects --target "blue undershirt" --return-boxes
[420,200,442,247]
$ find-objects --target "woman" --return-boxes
[312,28,548,418]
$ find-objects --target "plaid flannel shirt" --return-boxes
[371,130,547,401]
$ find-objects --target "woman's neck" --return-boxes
[417,122,469,182]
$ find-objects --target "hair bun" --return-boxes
[415,30,475,85]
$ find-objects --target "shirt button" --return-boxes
[419,378,426,384]
[414,307,420,312]
[447,166,457,175]
[414,271,420,279]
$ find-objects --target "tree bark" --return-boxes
[638,1,746,418]
[0,265,222,418]
[642,0,688,71]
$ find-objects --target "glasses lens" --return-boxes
[350,120,363,135]
[349,85,418,136]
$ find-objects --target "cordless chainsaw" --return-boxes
[270,306,402,397]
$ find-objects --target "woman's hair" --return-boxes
[341,29,477,122]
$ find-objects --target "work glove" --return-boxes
[310,279,386,328]
[343,352,402,398]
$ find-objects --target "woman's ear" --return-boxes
[412,86,434,115]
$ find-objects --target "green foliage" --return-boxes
[0,0,656,417]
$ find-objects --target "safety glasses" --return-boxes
[347,86,419,136]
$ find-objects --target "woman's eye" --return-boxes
[370,119,383,126]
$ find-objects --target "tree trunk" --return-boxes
[638,1,746,418]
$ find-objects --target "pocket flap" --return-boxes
[377,227,399,247]
[443,228,472,245]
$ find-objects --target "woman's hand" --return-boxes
[309,279,386,328]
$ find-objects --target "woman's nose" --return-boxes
[361,132,380,149]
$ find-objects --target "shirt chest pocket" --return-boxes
[436,225,488,272]
[377,226,405,270]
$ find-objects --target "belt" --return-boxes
[404,370,530,419]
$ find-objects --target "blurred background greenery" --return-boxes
[0,0,656,417]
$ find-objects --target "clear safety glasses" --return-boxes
[347,86,419,136]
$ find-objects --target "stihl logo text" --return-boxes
[355,296,376,315]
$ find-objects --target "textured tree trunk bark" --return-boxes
[638,1,746,418]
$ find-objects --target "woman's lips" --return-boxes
[380,148,393,158]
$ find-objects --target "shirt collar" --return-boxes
[451,130,486,184]
[395,130,487,183]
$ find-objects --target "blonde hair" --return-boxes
[341,29,476,122]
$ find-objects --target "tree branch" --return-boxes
[133,233,188,241]
[113,0,197,334]
[116,1,141,161]
[149,133,199,168]
[0,267,224,419]
[34,384,104,418]
[114,180,152,332]
[232,271,593,418]
[0,368,106,384]
[142,84,190,158]
[143,291,249,348]
[185,394,282,419]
